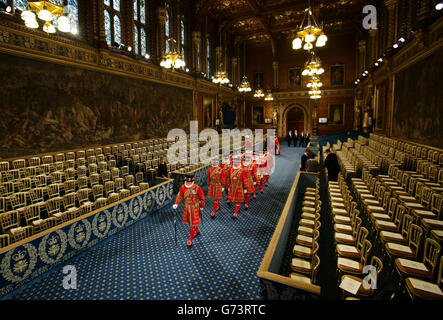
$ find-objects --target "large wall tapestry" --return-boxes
[0,54,193,158]
[392,50,442,149]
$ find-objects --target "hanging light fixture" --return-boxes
[253,88,264,98]
[238,75,252,92]
[238,43,251,93]
[264,91,274,101]
[212,69,230,84]
[292,0,327,51]
[306,76,323,89]
[160,38,185,70]
[20,1,74,34]
[302,50,324,76]
[307,76,322,100]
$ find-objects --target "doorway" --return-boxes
[286,107,305,135]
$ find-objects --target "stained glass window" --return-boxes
[180,17,185,66]
[68,0,79,35]
[141,28,146,56]
[207,38,211,78]
[113,0,120,12]
[104,0,122,46]
[165,2,170,53]
[140,0,145,24]
[14,0,28,11]
[104,10,111,45]
[114,15,121,43]
[134,25,139,55]
[134,0,148,56]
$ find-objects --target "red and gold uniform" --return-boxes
[242,159,257,208]
[275,138,281,155]
[257,155,267,193]
[174,177,205,246]
[228,161,249,217]
[220,159,231,198]
[207,163,226,217]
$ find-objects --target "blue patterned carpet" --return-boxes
[9,145,304,300]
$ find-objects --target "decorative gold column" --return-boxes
[215,46,223,72]
[354,89,363,131]
[385,0,398,48]
[358,40,366,74]
[192,31,201,72]
[157,7,167,59]
[272,61,279,90]
[97,0,107,48]
[231,57,238,86]
[369,29,378,64]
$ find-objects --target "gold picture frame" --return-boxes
[328,103,345,125]
[288,67,302,87]
[330,64,345,86]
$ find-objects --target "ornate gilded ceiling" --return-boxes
[197,0,369,45]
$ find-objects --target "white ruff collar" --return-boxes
[185,182,194,188]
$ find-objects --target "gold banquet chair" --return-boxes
[379,214,414,247]
[395,238,441,294]
[384,224,424,264]
[293,239,319,260]
[405,256,443,300]
[63,192,80,220]
[340,256,383,300]
[336,227,369,260]
[290,254,320,286]
[337,239,372,278]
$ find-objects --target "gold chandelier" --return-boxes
[238,75,252,92]
[212,64,230,84]
[302,51,324,76]
[254,88,264,98]
[307,76,322,99]
[292,2,327,51]
[20,1,75,34]
[160,38,185,70]
[264,91,274,101]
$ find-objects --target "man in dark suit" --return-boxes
[305,132,311,147]
[300,148,310,171]
[286,130,293,147]
[324,149,340,181]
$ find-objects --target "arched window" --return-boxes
[104,0,121,46]
[13,0,27,11]
[164,1,171,53]
[180,15,185,69]
[206,37,211,78]
[134,0,148,56]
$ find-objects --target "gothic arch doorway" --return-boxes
[286,106,305,135]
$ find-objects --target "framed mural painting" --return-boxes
[328,104,345,125]
[288,67,302,87]
[203,97,213,128]
[330,65,345,86]
[252,106,264,125]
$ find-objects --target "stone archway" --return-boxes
[280,103,310,137]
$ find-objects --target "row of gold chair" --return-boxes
[350,170,442,299]
[328,174,383,299]
[289,180,321,286]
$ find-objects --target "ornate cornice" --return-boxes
[0,20,233,95]
[273,88,355,100]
